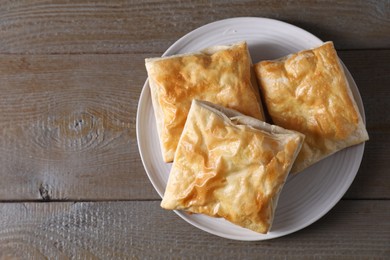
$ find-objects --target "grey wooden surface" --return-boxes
[0,0,389,258]
[0,201,389,259]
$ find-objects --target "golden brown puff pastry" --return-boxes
[145,42,265,162]
[254,41,369,174]
[161,100,304,234]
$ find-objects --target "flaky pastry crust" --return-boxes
[145,42,265,162]
[254,42,369,174]
[161,100,304,234]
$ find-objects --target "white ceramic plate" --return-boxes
[136,17,366,241]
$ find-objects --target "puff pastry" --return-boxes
[161,100,304,234]
[254,42,369,174]
[145,42,265,162]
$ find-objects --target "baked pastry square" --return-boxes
[254,42,369,174]
[145,42,265,162]
[161,100,304,234]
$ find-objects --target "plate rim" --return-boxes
[162,17,324,57]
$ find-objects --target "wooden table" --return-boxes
[0,1,389,258]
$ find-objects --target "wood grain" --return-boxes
[0,201,388,259]
[0,0,388,54]
[0,54,158,201]
[0,50,388,201]
[0,1,388,257]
